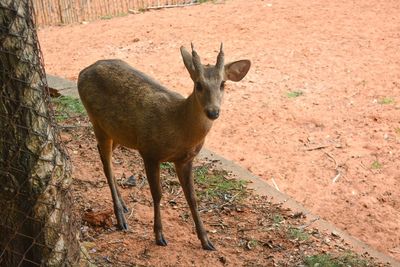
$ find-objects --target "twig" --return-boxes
[348,89,360,98]
[128,207,134,219]
[271,177,280,192]
[138,176,147,188]
[389,249,400,254]
[324,152,342,183]
[332,172,341,183]
[303,144,331,151]
[324,152,337,167]
[238,227,258,232]
[228,192,241,203]
[141,2,199,11]
[209,222,228,229]
[298,217,320,230]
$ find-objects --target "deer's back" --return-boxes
[77,59,185,153]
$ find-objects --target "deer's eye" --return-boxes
[196,82,203,92]
[220,81,225,90]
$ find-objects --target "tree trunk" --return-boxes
[0,0,80,266]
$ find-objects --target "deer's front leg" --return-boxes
[175,160,215,250]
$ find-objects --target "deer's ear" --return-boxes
[224,60,251,82]
[180,46,197,81]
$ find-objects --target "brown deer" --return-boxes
[77,44,251,250]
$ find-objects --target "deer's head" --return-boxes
[181,43,251,120]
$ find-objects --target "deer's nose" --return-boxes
[205,108,220,120]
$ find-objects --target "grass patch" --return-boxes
[395,127,400,135]
[371,160,382,170]
[100,15,113,20]
[100,13,127,20]
[304,252,369,267]
[160,162,174,170]
[51,95,86,121]
[288,227,309,241]
[160,162,175,176]
[272,214,284,225]
[194,165,248,202]
[378,97,394,105]
[246,239,259,250]
[286,90,304,98]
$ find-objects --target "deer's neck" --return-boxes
[179,93,213,145]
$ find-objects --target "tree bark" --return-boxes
[0,0,80,266]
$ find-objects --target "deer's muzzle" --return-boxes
[205,108,220,120]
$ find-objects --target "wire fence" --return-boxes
[33,0,199,26]
[0,0,80,265]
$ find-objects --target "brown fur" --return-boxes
[77,45,250,250]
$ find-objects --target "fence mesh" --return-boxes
[33,0,199,26]
[0,0,79,266]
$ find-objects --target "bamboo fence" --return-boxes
[32,0,198,26]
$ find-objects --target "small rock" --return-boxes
[128,9,140,14]
[331,231,340,238]
[121,175,137,187]
[219,256,227,264]
[82,209,113,228]
[236,207,245,212]
[104,256,112,263]
[60,133,72,142]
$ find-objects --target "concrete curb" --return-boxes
[199,149,398,266]
[47,74,399,266]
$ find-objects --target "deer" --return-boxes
[77,43,251,250]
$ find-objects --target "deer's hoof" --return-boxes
[156,234,168,246]
[117,221,129,231]
[116,213,128,231]
[202,240,216,251]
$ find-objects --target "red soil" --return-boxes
[39,0,400,260]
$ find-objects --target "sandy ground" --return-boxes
[61,120,387,266]
[38,0,400,260]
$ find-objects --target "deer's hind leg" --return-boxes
[109,141,129,213]
[95,128,128,230]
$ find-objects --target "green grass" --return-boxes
[286,90,304,98]
[396,127,400,135]
[100,13,127,20]
[371,160,382,170]
[51,95,86,121]
[272,214,284,225]
[194,165,248,202]
[246,239,259,250]
[100,15,113,20]
[304,252,369,267]
[288,227,309,241]
[378,97,394,105]
[160,162,174,170]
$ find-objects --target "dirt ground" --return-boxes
[38,0,400,261]
[59,117,385,266]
